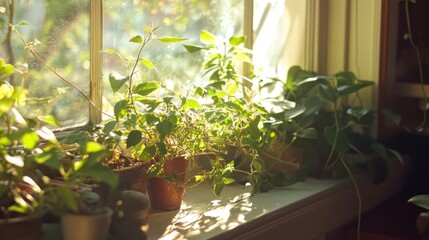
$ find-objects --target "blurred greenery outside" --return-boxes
[0,0,287,128]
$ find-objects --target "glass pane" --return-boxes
[254,0,298,97]
[254,0,290,79]
[0,0,89,128]
[102,0,244,115]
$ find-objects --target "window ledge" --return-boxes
[148,161,408,240]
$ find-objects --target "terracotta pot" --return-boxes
[61,207,112,240]
[147,156,187,211]
[114,162,149,193]
[259,141,302,175]
[0,214,42,240]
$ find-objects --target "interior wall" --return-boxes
[317,0,382,136]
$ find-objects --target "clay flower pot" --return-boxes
[0,214,42,240]
[147,156,187,211]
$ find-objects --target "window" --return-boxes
[0,0,305,128]
[0,0,90,127]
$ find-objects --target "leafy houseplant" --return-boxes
[41,140,118,240]
[275,66,404,239]
[0,59,66,240]
[408,195,429,235]
[184,30,303,194]
[103,25,217,210]
[282,66,403,181]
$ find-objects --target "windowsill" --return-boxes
[148,160,408,240]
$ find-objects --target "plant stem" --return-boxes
[405,0,427,132]
[6,0,15,84]
[324,102,340,171]
[341,157,362,240]
[128,32,153,138]
[11,25,113,119]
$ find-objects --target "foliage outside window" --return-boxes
[0,0,294,129]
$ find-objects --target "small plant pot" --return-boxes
[61,207,112,240]
[0,214,42,240]
[147,156,187,211]
[259,142,302,175]
[114,162,149,193]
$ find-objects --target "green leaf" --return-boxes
[286,66,314,90]
[85,141,104,153]
[303,96,324,116]
[297,127,317,139]
[34,145,64,169]
[140,145,156,161]
[38,115,61,127]
[347,106,372,120]
[253,160,262,171]
[370,142,388,160]
[114,100,128,119]
[284,105,306,120]
[133,82,160,96]
[156,120,173,140]
[100,49,123,61]
[58,187,79,212]
[16,21,30,26]
[129,35,143,43]
[387,148,404,165]
[157,36,188,43]
[324,126,349,154]
[318,85,337,102]
[223,177,236,185]
[214,183,224,196]
[182,99,201,110]
[381,108,401,126]
[337,82,373,96]
[103,120,117,133]
[0,59,14,78]
[200,30,216,44]
[226,81,238,95]
[183,44,205,53]
[335,71,356,85]
[109,72,129,93]
[408,195,429,210]
[139,58,157,70]
[126,130,142,148]
[78,164,118,189]
[229,36,246,46]
[21,131,39,149]
[156,141,167,156]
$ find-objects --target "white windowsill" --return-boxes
[148,161,408,240]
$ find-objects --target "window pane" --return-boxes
[102,0,243,115]
[0,0,89,128]
[254,0,290,79]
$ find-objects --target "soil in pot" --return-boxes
[103,154,149,193]
[147,156,187,211]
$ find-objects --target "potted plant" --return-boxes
[408,195,429,235]
[41,140,118,240]
[281,66,403,181]
[0,59,65,240]
[183,30,302,194]
[102,25,212,211]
